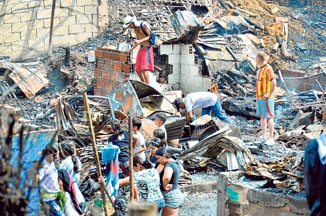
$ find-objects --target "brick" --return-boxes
[77,0,93,6]
[43,17,61,28]
[110,52,119,61]
[102,90,110,96]
[102,51,110,59]
[61,0,76,7]
[0,24,11,33]
[119,53,130,62]
[4,14,21,23]
[113,62,122,72]
[121,64,132,73]
[3,33,20,43]
[94,50,102,58]
[54,26,68,36]
[69,24,84,34]
[76,15,92,24]
[60,16,76,26]
[85,5,97,15]
[94,68,102,78]
[94,88,101,95]
[112,81,119,89]
[111,72,118,81]
[103,70,110,80]
[104,81,112,90]
[97,80,104,89]
[37,8,52,19]
[105,59,113,66]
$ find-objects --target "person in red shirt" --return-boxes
[256,51,276,146]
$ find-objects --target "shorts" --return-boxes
[256,98,274,119]
[162,189,184,209]
[135,47,154,71]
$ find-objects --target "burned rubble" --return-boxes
[0,0,325,215]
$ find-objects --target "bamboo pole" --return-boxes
[83,93,109,216]
[48,0,56,57]
[128,113,134,201]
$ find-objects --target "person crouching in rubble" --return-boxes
[155,147,184,216]
[255,51,276,146]
[174,92,231,124]
[121,15,154,84]
[108,119,130,178]
[101,155,165,216]
[38,144,65,216]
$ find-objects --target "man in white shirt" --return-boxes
[174,92,231,124]
[132,118,146,161]
[155,113,167,140]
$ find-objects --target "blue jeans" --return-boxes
[155,198,165,216]
[201,99,231,123]
[44,200,64,216]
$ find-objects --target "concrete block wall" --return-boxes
[94,48,132,96]
[0,0,106,60]
[161,44,212,95]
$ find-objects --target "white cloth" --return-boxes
[59,156,82,185]
[134,132,146,161]
[64,192,80,216]
[38,160,60,201]
[317,134,326,165]
[133,19,151,30]
[158,125,167,140]
[184,92,218,113]
[74,182,85,204]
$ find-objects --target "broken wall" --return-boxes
[0,0,108,60]
[161,44,212,95]
[94,47,133,96]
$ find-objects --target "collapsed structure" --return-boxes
[0,0,326,215]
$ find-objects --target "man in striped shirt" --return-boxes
[256,51,276,146]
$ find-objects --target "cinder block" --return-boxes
[53,26,68,36]
[0,23,11,33]
[77,0,93,6]
[85,23,96,32]
[60,16,76,26]
[43,0,53,8]
[69,24,84,33]
[31,19,44,29]
[43,17,60,28]
[11,3,28,14]
[28,1,42,8]
[52,36,62,45]
[21,30,37,40]
[37,8,52,19]
[20,11,34,22]
[172,44,181,54]
[76,32,91,43]
[3,32,20,43]
[70,6,85,15]
[160,44,173,55]
[76,15,92,24]
[55,8,69,17]
[180,54,195,65]
[60,0,76,7]
[167,54,181,64]
[202,77,212,88]
[11,41,26,51]
[4,14,21,23]
[85,5,97,15]
[60,34,77,45]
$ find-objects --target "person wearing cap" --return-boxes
[174,92,230,124]
[122,15,154,84]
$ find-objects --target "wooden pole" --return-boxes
[83,93,109,216]
[128,113,134,201]
[48,0,56,57]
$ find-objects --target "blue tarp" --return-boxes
[7,130,57,215]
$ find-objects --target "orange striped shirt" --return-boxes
[256,64,275,99]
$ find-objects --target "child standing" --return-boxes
[132,118,146,161]
[155,113,167,140]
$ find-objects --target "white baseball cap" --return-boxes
[123,15,135,28]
